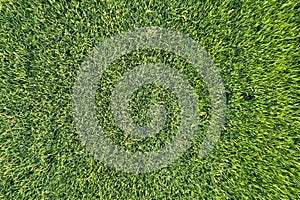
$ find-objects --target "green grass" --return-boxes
[1,0,299,199]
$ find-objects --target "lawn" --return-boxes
[0,0,299,199]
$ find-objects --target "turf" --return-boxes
[0,0,299,199]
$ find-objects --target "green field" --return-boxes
[1,0,299,199]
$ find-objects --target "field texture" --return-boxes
[1,0,299,199]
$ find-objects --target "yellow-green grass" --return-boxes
[0,0,299,199]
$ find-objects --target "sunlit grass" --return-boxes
[0,0,299,199]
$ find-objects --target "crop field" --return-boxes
[0,0,299,199]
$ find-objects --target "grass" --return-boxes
[0,0,299,199]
